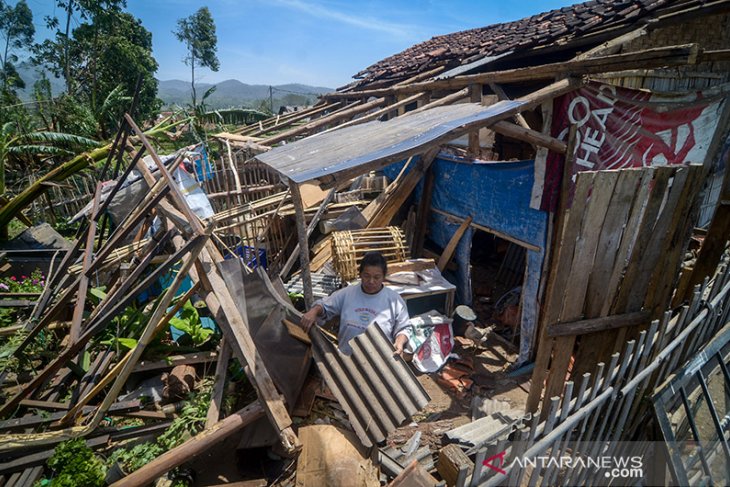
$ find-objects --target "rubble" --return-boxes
[1,1,729,485]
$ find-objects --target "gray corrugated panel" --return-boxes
[435,53,511,79]
[256,101,523,184]
[311,324,430,448]
[445,412,528,454]
[285,272,341,298]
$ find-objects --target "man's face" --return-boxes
[360,265,385,294]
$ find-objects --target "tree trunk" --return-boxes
[190,44,196,107]
[64,0,74,94]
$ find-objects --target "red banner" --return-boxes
[537,81,725,211]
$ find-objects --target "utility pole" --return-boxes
[269,86,274,114]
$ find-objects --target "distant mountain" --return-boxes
[16,62,65,99]
[13,65,332,112]
[158,79,333,110]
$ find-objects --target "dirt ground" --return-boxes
[386,330,530,452]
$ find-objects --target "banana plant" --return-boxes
[0,121,99,195]
[0,114,191,230]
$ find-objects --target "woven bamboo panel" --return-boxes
[331,226,408,280]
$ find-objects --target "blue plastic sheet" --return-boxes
[383,154,548,363]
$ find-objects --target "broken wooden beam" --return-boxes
[108,402,265,487]
[438,216,472,272]
[546,311,651,337]
[491,120,567,154]
[262,98,386,146]
[282,318,311,345]
[437,443,474,486]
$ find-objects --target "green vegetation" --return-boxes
[0,0,34,95]
[38,438,106,487]
[169,299,215,347]
[108,381,213,473]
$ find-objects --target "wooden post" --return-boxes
[290,181,314,307]
[109,402,265,487]
[468,83,482,156]
[526,124,578,414]
[278,188,336,280]
[70,183,102,345]
[412,164,435,258]
[206,340,232,428]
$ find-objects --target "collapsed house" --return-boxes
[1,0,730,485]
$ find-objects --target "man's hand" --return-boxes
[299,305,322,333]
[393,334,409,357]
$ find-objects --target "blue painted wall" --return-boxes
[384,154,548,364]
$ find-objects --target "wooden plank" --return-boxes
[437,443,474,486]
[239,101,342,136]
[491,121,567,154]
[109,403,265,487]
[206,340,231,428]
[278,188,336,279]
[526,129,582,414]
[70,183,102,344]
[260,79,580,188]
[547,311,651,337]
[262,98,386,146]
[0,400,141,431]
[283,319,312,345]
[438,216,472,272]
[388,259,436,274]
[585,169,644,314]
[624,166,692,311]
[389,460,440,487]
[190,241,300,452]
[643,165,705,315]
[430,208,540,252]
[125,114,205,236]
[0,436,109,474]
[0,237,198,420]
[488,82,531,129]
[468,83,482,155]
[412,164,435,258]
[541,171,618,416]
[298,181,328,209]
[599,168,660,316]
[573,169,652,373]
[291,182,314,307]
[322,92,428,133]
[408,88,469,114]
[132,351,218,373]
[368,150,437,227]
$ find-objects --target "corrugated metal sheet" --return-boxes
[445,411,529,454]
[256,101,522,185]
[285,272,341,298]
[311,324,430,448]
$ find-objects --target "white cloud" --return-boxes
[269,0,417,38]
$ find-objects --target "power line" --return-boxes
[270,86,321,97]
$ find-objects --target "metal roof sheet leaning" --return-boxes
[310,324,431,448]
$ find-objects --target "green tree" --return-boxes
[0,0,34,93]
[174,7,219,107]
[34,4,160,136]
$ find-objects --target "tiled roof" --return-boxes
[352,0,674,87]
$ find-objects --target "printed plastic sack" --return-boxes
[412,321,454,373]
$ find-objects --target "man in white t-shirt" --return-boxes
[299,252,411,355]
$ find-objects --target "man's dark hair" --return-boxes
[359,251,388,275]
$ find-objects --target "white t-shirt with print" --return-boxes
[315,284,410,355]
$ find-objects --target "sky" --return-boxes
[22,0,579,89]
